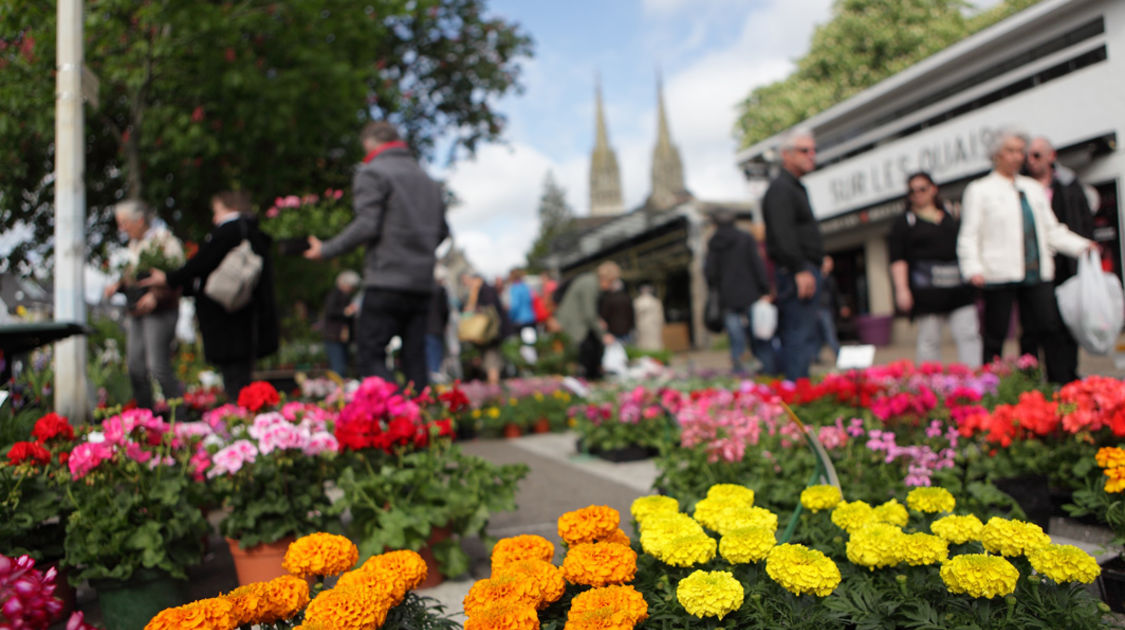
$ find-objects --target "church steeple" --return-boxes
[648,73,688,210]
[589,75,624,216]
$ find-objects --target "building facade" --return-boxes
[737,0,1124,343]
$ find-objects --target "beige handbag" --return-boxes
[458,306,500,345]
[204,237,263,312]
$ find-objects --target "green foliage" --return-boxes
[735,0,1044,148]
[0,463,68,563]
[499,332,577,377]
[0,0,533,274]
[525,171,576,272]
[336,442,527,577]
[380,592,462,630]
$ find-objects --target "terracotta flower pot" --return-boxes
[533,417,551,434]
[225,536,295,586]
[417,526,451,589]
[502,423,522,438]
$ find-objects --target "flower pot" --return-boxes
[502,423,523,439]
[994,474,1052,529]
[417,526,451,589]
[855,314,894,346]
[94,569,185,630]
[533,417,551,433]
[226,536,295,586]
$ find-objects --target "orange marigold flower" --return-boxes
[258,574,311,623]
[1106,466,1125,493]
[464,574,546,615]
[558,505,620,546]
[562,542,637,587]
[303,584,392,630]
[565,584,648,629]
[465,602,540,630]
[283,533,359,578]
[600,528,632,546]
[337,566,408,607]
[1097,447,1125,470]
[494,559,566,609]
[224,583,267,626]
[359,549,429,597]
[145,597,237,630]
[491,535,556,571]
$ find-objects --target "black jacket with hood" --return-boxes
[704,222,771,311]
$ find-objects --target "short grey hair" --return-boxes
[986,127,1029,159]
[778,127,815,152]
[113,199,151,224]
[336,270,361,288]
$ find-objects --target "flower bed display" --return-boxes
[464,484,1110,629]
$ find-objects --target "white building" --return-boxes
[737,0,1124,343]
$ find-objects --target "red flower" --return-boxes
[31,412,75,443]
[238,381,280,412]
[439,386,470,413]
[7,441,50,466]
[386,417,417,446]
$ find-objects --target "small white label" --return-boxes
[836,345,876,370]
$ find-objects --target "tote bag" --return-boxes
[204,239,263,312]
[457,306,501,345]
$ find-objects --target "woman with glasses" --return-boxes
[889,171,982,367]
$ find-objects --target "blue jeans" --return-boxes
[324,341,349,377]
[425,333,445,377]
[775,266,822,380]
[724,306,778,376]
[817,307,840,356]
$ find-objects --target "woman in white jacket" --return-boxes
[957,128,1095,382]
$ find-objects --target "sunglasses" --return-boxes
[1029,152,1044,159]
[791,147,815,154]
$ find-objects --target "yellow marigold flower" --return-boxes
[980,517,1050,557]
[939,554,1019,598]
[145,597,236,630]
[358,549,428,601]
[719,526,775,564]
[654,531,717,567]
[494,559,566,609]
[706,483,756,505]
[846,523,905,570]
[558,505,621,546]
[465,602,541,630]
[1096,446,1125,469]
[899,532,949,566]
[1105,466,1125,493]
[488,407,501,418]
[873,498,909,527]
[800,485,843,512]
[491,535,556,571]
[696,501,777,537]
[566,584,648,629]
[562,542,637,586]
[1028,544,1101,584]
[931,514,984,544]
[630,495,680,525]
[282,533,359,578]
[906,487,956,514]
[638,513,703,558]
[676,570,744,620]
[303,584,392,630]
[831,500,875,533]
[766,543,841,597]
[464,573,545,615]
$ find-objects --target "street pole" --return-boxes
[54,0,88,421]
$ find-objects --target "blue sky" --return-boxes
[437,0,838,277]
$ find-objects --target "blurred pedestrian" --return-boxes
[632,285,665,352]
[104,200,184,409]
[304,121,449,390]
[426,266,451,382]
[142,191,279,400]
[462,273,506,385]
[507,268,537,336]
[598,278,635,344]
[762,128,824,380]
[890,172,981,367]
[957,128,1095,382]
[319,270,360,377]
[704,211,775,376]
[555,261,620,380]
[817,255,842,364]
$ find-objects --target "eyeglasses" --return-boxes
[909,186,930,194]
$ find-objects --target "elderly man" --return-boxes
[555,261,622,380]
[957,128,1095,383]
[1020,136,1096,378]
[762,128,823,380]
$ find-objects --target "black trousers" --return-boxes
[356,287,430,390]
[578,331,604,381]
[219,359,254,402]
[1019,276,1080,383]
[982,282,1076,384]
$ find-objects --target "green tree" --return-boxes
[524,170,574,272]
[0,0,532,274]
[735,0,1041,148]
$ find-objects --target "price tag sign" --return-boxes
[836,345,876,370]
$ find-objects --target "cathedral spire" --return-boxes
[589,74,624,216]
[649,72,688,210]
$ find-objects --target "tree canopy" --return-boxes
[524,170,574,272]
[0,0,532,273]
[734,0,1042,148]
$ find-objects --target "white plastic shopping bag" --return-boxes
[751,298,778,340]
[1055,250,1124,355]
[602,341,628,375]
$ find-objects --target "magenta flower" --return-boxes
[68,442,115,479]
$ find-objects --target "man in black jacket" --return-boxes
[704,211,776,375]
[306,121,450,389]
[1021,136,1095,380]
[762,128,824,380]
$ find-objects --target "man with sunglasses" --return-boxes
[1021,137,1095,377]
[762,128,824,380]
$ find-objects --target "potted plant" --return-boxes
[194,383,342,585]
[571,386,672,462]
[61,407,209,630]
[333,377,528,584]
[114,239,184,311]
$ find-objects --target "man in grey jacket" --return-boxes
[306,121,449,389]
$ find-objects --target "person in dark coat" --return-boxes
[320,270,360,377]
[143,191,279,400]
[426,270,451,381]
[704,211,776,375]
[598,279,635,344]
